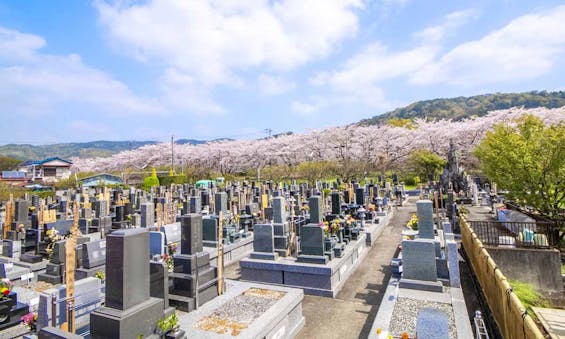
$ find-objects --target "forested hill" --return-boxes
[0,139,211,160]
[358,91,565,125]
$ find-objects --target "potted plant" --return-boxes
[157,312,185,338]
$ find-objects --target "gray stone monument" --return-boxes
[309,196,323,224]
[90,228,167,339]
[399,239,442,292]
[297,225,328,264]
[249,224,278,260]
[416,200,434,239]
[140,202,155,228]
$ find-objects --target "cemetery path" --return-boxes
[297,199,416,339]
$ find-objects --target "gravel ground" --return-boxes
[389,297,456,338]
[195,288,286,336]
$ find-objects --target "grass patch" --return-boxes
[509,280,550,319]
[561,263,565,275]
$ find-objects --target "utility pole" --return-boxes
[264,128,272,139]
[171,135,174,174]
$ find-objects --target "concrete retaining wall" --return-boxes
[487,247,563,293]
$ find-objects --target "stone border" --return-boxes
[178,279,304,339]
[240,233,368,297]
[204,235,254,267]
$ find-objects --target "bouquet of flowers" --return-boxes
[0,279,13,300]
[320,221,330,236]
[330,220,341,235]
[406,214,418,230]
[45,228,63,257]
[168,243,178,256]
[162,253,174,270]
[21,312,38,331]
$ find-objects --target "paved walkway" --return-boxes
[297,201,415,339]
[223,201,415,339]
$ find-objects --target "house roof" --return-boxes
[19,157,73,166]
[32,157,73,165]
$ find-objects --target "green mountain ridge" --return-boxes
[0,139,212,161]
[358,90,565,125]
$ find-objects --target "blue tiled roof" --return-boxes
[32,157,73,165]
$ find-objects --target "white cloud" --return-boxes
[0,26,161,117]
[310,42,436,107]
[411,5,565,85]
[291,101,319,115]
[95,0,364,87]
[257,74,295,95]
[413,9,479,44]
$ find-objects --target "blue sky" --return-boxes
[0,0,564,144]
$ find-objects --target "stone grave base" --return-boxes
[169,279,219,312]
[178,279,304,339]
[1,264,30,281]
[368,278,473,339]
[75,265,105,280]
[0,255,48,272]
[398,278,443,292]
[90,297,164,339]
[240,233,368,297]
[204,234,254,267]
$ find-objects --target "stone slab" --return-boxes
[398,278,443,292]
[177,280,304,339]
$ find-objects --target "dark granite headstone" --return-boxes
[297,224,328,264]
[272,197,286,224]
[214,192,228,215]
[82,240,106,269]
[140,203,155,228]
[180,214,202,255]
[330,192,341,215]
[105,229,150,310]
[308,196,323,224]
[250,224,278,260]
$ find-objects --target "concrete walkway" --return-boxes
[297,201,415,339]
[222,201,415,339]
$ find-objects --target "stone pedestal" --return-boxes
[90,228,169,339]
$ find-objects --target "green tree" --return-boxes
[474,115,565,221]
[142,167,160,190]
[0,156,20,171]
[295,161,336,184]
[406,149,446,182]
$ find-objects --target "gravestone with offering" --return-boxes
[169,214,219,312]
[90,228,169,338]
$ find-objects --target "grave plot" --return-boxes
[179,280,304,339]
[368,199,473,338]
[240,187,396,297]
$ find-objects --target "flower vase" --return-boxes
[165,329,186,339]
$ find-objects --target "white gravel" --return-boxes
[389,297,456,338]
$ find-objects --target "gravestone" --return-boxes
[38,277,102,334]
[202,217,219,247]
[249,224,278,260]
[446,239,460,287]
[297,225,328,264]
[355,187,364,206]
[90,229,167,338]
[15,199,30,224]
[330,192,341,215]
[149,231,165,257]
[214,192,228,215]
[140,203,155,228]
[169,214,219,312]
[401,239,437,281]
[180,214,202,255]
[82,240,106,269]
[416,200,434,239]
[308,196,323,224]
[161,222,181,253]
[149,261,170,309]
[2,239,21,258]
[416,308,450,339]
[272,197,286,224]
